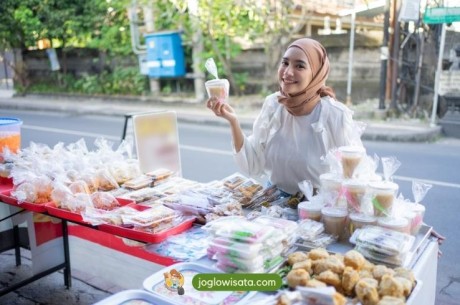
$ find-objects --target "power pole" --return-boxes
[379,0,391,110]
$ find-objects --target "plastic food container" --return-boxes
[338,145,366,178]
[215,252,265,272]
[377,216,410,234]
[215,220,274,243]
[298,201,323,222]
[408,203,425,235]
[209,237,263,259]
[319,173,342,195]
[253,215,298,236]
[321,207,348,241]
[0,117,22,161]
[342,179,367,213]
[349,212,377,235]
[368,181,399,217]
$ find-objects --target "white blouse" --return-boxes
[233,93,362,194]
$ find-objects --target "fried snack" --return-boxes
[286,268,310,288]
[377,296,406,305]
[313,256,345,275]
[305,278,327,288]
[90,191,121,210]
[342,266,360,295]
[379,274,404,298]
[308,247,330,260]
[394,267,415,288]
[333,292,347,305]
[287,251,309,266]
[344,250,366,270]
[359,269,375,279]
[355,278,379,305]
[394,277,412,298]
[292,259,312,274]
[276,293,291,305]
[362,259,376,272]
[373,265,395,281]
[316,270,341,290]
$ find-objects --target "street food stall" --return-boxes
[0,113,439,305]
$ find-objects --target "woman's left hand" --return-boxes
[430,229,446,258]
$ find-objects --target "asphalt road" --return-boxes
[1,108,460,304]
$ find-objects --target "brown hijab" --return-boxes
[277,38,336,116]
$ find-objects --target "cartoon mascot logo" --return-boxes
[163,269,185,295]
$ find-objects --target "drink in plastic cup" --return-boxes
[205,79,229,102]
[368,181,399,217]
[0,117,22,162]
[342,179,367,213]
[321,207,348,241]
[408,203,425,235]
[319,173,342,204]
[338,146,366,179]
[298,201,323,222]
[349,213,377,235]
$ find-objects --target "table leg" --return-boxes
[62,220,72,288]
[13,225,21,266]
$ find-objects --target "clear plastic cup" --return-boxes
[0,117,22,162]
[319,173,342,204]
[321,207,348,241]
[349,213,377,235]
[401,210,417,236]
[377,216,410,234]
[368,181,399,217]
[298,201,323,222]
[338,146,366,179]
[205,79,229,102]
[408,203,425,235]
[342,179,367,213]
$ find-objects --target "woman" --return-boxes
[207,38,362,195]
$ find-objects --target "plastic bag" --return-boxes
[381,156,401,181]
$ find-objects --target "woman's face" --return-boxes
[278,47,313,95]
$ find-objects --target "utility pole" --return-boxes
[188,0,205,102]
[378,0,391,110]
[390,0,401,111]
[346,3,356,106]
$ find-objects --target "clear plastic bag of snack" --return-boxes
[233,178,263,198]
[145,168,175,183]
[350,225,415,256]
[247,184,284,209]
[254,215,298,237]
[122,175,153,190]
[201,215,246,236]
[50,182,73,208]
[95,168,119,191]
[82,206,124,226]
[64,193,94,213]
[32,175,53,203]
[297,219,325,240]
[69,180,91,195]
[354,245,406,267]
[211,200,243,216]
[12,182,37,203]
[90,191,121,211]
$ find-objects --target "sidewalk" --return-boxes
[0,90,444,142]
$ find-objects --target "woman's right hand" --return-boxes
[206,97,238,124]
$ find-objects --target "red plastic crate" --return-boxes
[98,216,195,244]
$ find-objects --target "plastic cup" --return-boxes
[319,173,342,204]
[349,213,377,235]
[0,117,22,162]
[298,201,323,222]
[338,146,366,179]
[368,181,399,217]
[342,179,367,213]
[408,203,425,235]
[401,210,417,236]
[377,216,410,234]
[321,207,348,241]
[205,79,229,102]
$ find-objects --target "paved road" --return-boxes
[1,109,460,304]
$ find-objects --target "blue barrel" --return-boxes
[144,31,186,78]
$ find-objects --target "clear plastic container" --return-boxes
[342,179,367,213]
[0,117,22,161]
[209,237,263,259]
[338,145,366,178]
[298,201,323,222]
[408,203,425,235]
[215,253,264,272]
[321,207,348,241]
[215,220,274,243]
[368,181,399,217]
[377,216,410,234]
[253,215,298,236]
[319,173,342,196]
[349,212,377,235]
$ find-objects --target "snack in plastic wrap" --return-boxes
[215,220,274,243]
[69,180,91,195]
[90,191,121,210]
[95,168,119,191]
[65,193,94,213]
[123,175,153,190]
[145,168,174,183]
[121,204,176,228]
[12,182,37,203]
[222,172,247,190]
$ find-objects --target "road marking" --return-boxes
[22,124,460,189]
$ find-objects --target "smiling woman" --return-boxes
[206,38,363,195]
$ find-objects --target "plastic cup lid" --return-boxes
[343,179,367,188]
[338,145,366,154]
[349,213,376,223]
[321,207,348,217]
[0,117,23,126]
[205,79,228,86]
[320,173,342,182]
[368,181,399,191]
[299,201,323,212]
[410,203,426,212]
[377,216,408,228]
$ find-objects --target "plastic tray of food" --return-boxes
[46,197,135,224]
[0,190,49,212]
[142,262,256,305]
[98,215,195,244]
[93,289,171,305]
